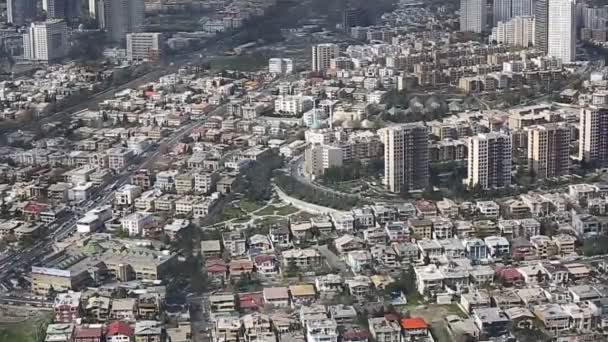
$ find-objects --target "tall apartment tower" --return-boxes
[103,0,145,44]
[460,0,487,33]
[7,0,36,26]
[311,43,339,72]
[466,132,512,190]
[527,123,571,179]
[535,0,549,53]
[43,0,81,20]
[379,123,429,193]
[579,106,608,166]
[493,0,512,25]
[548,0,576,63]
[511,0,534,17]
[23,20,69,63]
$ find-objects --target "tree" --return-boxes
[536,270,544,283]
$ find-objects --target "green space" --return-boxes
[256,205,299,216]
[275,175,364,211]
[253,216,289,227]
[291,211,318,222]
[0,313,52,342]
[208,52,271,72]
[240,200,264,213]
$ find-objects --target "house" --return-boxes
[472,307,509,338]
[213,316,240,342]
[408,219,433,239]
[106,321,134,342]
[242,313,275,342]
[201,240,222,259]
[306,319,338,342]
[431,218,453,239]
[460,290,491,314]
[540,263,569,284]
[45,324,75,342]
[315,274,344,299]
[209,293,236,315]
[328,304,357,326]
[476,201,500,218]
[368,317,400,342]
[484,236,510,258]
[249,234,273,254]
[300,304,328,327]
[417,239,442,262]
[205,259,227,285]
[346,250,372,273]
[54,292,82,323]
[391,242,419,261]
[464,239,487,262]
[384,221,409,242]
[415,200,437,217]
[134,321,163,342]
[291,222,314,241]
[562,303,599,331]
[223,231,247,257]
[73,325,103,342]
[533,304,570,332]
[289,284,316,308]
[334,234,365,254]
[269,226,291,248]
[332,212,355,232]
[264,287,290,308]
[85,296,110,322]
[229,259,254,280]
[414,265,444,295]
[342,329,369,342]
[254,254,278,278]
[400,318,430,340]
[352,207,375,229]
[282,248,323,269]
[569,285,603,303]
[110,298,137,322]
[504,307,535,330]
[370,245,399,268]
[345,276,372,301]
[363,227,387,245]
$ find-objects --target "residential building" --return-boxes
[102,0,145,43]
[491,16,535,47]
[269,58,294,74]
[379,123,429,193]
[127,32,162,62]
[547,0,576,63]
[7,0,36,26]
[466,132,512,190]
[23,20,68,62]
[312,43,339,72]
[579,106,608,166]
[527,123,571,178]
[368,317,400,342]
[305,144,344,178]
[306,319,338,342]
[460,0,486,33]
[535,0,549,52]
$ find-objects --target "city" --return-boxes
[0,0,608,342]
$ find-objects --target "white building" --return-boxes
[304,144,343,178]
[312,43,339,72]
[121,212,153,236]
[466,132,512,190]
[274,95,314,115]
[547,0,576,63]
[491,16,535,47]
[460,0,486,33]
[306,319,338,342]
[126,32,162,62]
[268,58,294,74]
[23,19,68,62]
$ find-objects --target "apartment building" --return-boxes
[527,123,571,178]
[467,132,512,190]
[579,106,608,166]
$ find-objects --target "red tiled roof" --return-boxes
[254,255,274,263]
[106,321,133,337]
[401,318,428,330]
[239,292,264,309]
[75,326,103,338]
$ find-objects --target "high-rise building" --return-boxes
[43,0,81,20]
[466,132,512,190]
[126,32,162,62]
[102,0,145,44]
[23,20,69,63]
[511,0,534,17]
[342,8,369,33]
[548,0,576,63]
[527,123,571,179]
[304,144,344,179]
[579,106,608,166]
[491,16,535,47]
[311,43,339,72]
[535,0,549,53]
[460,0,487,33]
[493,0,512,25]
[268,58,294,74]
[7,0,36,26]
[379,123,429,193]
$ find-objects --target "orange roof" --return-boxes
[401,318,428,330]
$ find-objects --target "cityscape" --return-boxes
[1,0,608,342]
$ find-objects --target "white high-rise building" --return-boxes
[23,20,68,63]
[548,0,576,63]
[379,123,429,193]
[460,0,487,33]
[103,0,145,44]
[126,32,162,62]
[268,58,294,74]
[491,16,535,47]
[466,132,512,190]
[493,0,512,25]
[304,144,344,179]
[312,44,339,72]
[43,0,81,20]
[511,0,534,17]
[527,123,571,179]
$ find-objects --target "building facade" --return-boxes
[527,123,571,178]
[548,0,576,63]
[467,132,512,190]
[579,106,608,166]
[126,32,162,62]
[460,0,487,33]
[312,43,339,72]
[23,20,68,62]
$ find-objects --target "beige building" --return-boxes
[126,32,162,62]
[579,106,608,165]
[466,132,512,190]
[379,123,429,193]
[312,43,339,72]
[304,144,343,179]
[527,123,571,178]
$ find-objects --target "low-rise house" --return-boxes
[414,264,444,295]
[328,304,357,326]
[254,254,278,278]
[223,231,247,257]
[241,313,275,342]
[460,290,491,314]
[135,320,163,342]
[263,287,290,308]
[306,319,338,342]
[209,293,236,315]
[533,303,570,332]
[315,274,344,298]
[229,259,254,280]
[346,250,372,273]
[400,317,430,340]
[290,284,316,308]
[110,298,137,322]
[417,239,442,262]
[106,321,134,342]
[569,285,603,303]
[201,240,222,259]
[345,276,372,301]
[384,221,409,242]
[472,307,509,338]
[368,317,400,342]
[206,259,227,285]
[269,226,291,248]
[408,219,433,239]
[445,315,480,341]
[334,234,365,254]
[282,248,323,269]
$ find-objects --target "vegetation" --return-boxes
[580,236,608,256]
[241,152,284,202]
[0,313,51,342]
[275,174,363,210]
[322,159,384,184]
